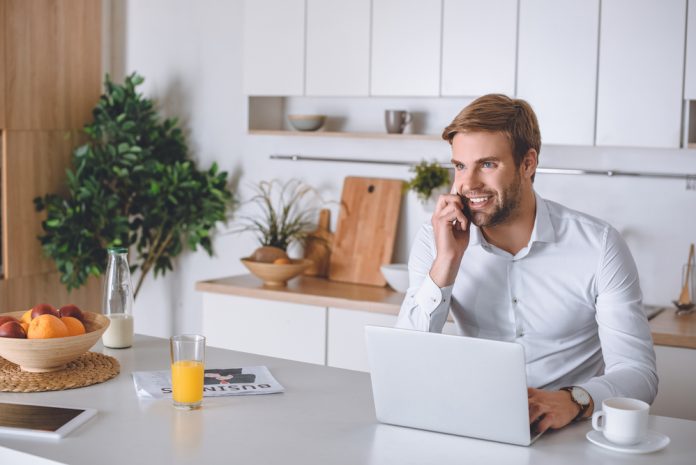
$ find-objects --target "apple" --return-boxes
[31,303,59,320]
[59,304,84,322]
[0,321,27,338]
[0,315,19,327]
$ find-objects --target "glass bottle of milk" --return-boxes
[101,247,134,348]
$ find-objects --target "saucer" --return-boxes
[586,430,670,454]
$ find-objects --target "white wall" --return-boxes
[109,0,696,337]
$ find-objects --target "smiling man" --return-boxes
[396,94,657,434]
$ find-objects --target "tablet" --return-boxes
[0,402,97,440]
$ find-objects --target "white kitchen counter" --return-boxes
[0,335,694,464]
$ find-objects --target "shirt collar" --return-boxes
[468,191,557,248]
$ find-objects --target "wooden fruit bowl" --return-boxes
[241,258,313,287]
[0,311,110,372]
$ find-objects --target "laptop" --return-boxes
[365,326,543,446]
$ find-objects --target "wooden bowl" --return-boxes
[241,258,313,287]
[0,311,110,372]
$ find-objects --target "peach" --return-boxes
[59,304,84,322]
[0,315,19,327]
[31,303,59,320]
[0,321,27,338]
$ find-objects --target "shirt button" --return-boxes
[512,297,519,304]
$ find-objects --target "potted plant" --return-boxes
[405,160,451,203]
[34,73,234,298]
[234,179,322,262]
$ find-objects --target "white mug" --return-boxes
[592,397,649,445]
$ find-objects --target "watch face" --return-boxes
[572,387,591,405]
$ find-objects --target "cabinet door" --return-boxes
[202,293,327,365]
[2,131,79,278]
[306,0,370,96]
[4,0,101,130]
[685,0,696,99]
[517,0,599,145]
[441,0,517,97]
[327,308,458,372]
[596,0,686,148]
[243,0,304,96]
[371,0,442,96]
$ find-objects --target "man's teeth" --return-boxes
[469,197,488,204]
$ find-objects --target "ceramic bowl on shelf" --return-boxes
[380,263,409,293]
[241,258,313,287]
[287,114,326,131]
[0,311,110,372]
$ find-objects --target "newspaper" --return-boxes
[132,366,284,399]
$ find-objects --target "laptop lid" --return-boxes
[365,326,535,446]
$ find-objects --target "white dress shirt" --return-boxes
[396,193,658,411]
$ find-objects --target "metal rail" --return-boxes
[270,154,696,185]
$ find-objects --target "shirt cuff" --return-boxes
[578,379,615,415]
[414,274,453,316]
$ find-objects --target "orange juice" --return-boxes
[171,360,204,405]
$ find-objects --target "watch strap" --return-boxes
[560,386,590,422]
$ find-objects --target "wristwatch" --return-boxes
[560,386,592,422]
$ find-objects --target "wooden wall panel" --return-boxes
[5,0,101,130]
[2,130,78,278]
[0,0,6,128]
[0,272,102,314]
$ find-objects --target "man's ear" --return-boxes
[521,149,538,180]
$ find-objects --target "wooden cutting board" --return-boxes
[303,209,333,278]
[329,177,404,286]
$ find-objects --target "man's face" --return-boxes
[451,131,526,228]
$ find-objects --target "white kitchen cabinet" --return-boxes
[243,0,305,96]
[517,0,599,145]
[327,307,458,372]
[596,0,686,148]
[306,0,371,96]
[202,293,327,365]
[650,345,696,421]
[440,0,517,97]
[685,0,696,99]
[370,0,442,96]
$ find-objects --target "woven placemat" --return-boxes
[0,352,120,393]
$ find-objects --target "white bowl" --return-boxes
[380,264,409,293]
[288,114,326,131]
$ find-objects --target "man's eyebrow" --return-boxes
[450,156,502,165]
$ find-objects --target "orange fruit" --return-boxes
[273,257,291,265]
[27,314,69,339]
[61,316,86,336]
[21,309,33,324]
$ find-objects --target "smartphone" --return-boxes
[457,193,473,223]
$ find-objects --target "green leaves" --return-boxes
[405,160,451,202]
[34,73,234,297]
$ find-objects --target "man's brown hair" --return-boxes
[442,94,541,178]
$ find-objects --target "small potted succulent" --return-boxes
[405,159,451,203]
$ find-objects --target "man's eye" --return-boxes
[482,161,496,169]
[453,162,464,171]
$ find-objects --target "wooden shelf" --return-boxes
[249,129,441,141]
[649,307,696,349]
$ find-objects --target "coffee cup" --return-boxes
[591,397,649,445]
[385,110,412,134]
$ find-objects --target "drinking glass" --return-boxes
[170,335,206,410]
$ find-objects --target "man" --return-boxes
[396,94,657,433]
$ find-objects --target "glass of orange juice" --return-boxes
[170,334,206,410]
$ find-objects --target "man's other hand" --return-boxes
[527,387,580,433]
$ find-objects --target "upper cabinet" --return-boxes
[596,0,686,148]
[685,0,696,100]
[441,0,517,97]
[370,0,442,96]
[306,0,371,96]
[517,0,599,146]
[243,0,305,96]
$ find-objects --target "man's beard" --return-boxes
[467,173,522,228]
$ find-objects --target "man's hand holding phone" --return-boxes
[429,185,470,287]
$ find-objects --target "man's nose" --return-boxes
[456,169,482,193]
